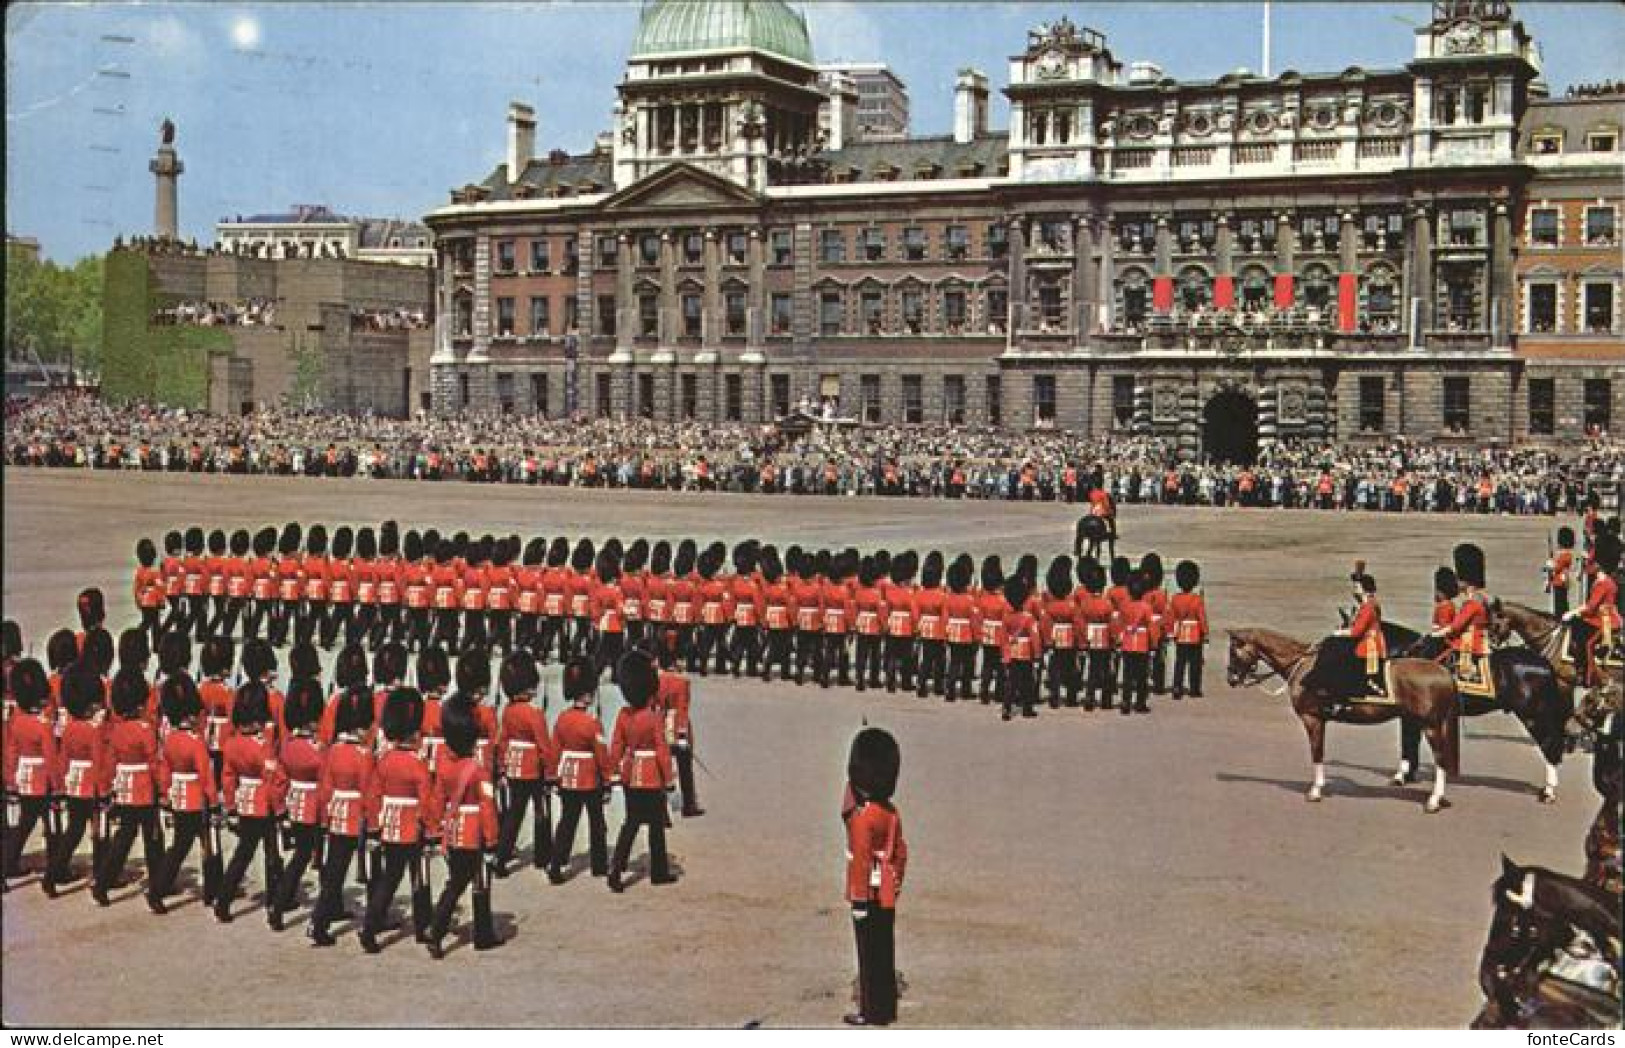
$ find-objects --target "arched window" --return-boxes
[1301,263,1333,310]
[1361,264,1399,332]
[1117,269,1151,329]
[1177,266,1211,310]
[1239,265,1271,311]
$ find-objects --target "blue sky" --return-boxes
[7,1,1622,262]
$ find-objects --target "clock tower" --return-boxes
[1005,16,1120,182]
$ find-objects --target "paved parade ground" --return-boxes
[1,470,1598,1028]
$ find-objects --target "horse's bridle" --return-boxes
[1227,639,1282,690]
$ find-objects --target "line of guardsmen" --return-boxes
[2,598,698,956]
[128,521,1210,720]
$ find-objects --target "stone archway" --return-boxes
[1203,387,1259,465]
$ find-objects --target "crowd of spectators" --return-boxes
[151,298,278,328]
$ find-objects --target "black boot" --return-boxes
[202,853,222,906]
[607,864,625,894]
[472,890,503,950]
[412,885,433,943]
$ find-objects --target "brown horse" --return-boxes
[1226,627,1461,812]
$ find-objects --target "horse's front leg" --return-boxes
[1300,713,1327,802]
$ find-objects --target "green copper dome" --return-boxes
[631,0,814,66]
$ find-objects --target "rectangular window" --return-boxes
[988,223,1008,259]
[944,374,966,424]
[529,296,550,336]
[986,375,1002,427]
[1585,378,1612,432]
[1585,207,1617,246]
[944,290,967,333]
[1585,283,1616,333]
[902,374,923,424]
[1447,209,1482,247]
[770,229,793,266]
[726,231,748,265]
[595,372,612,416]
[532,373,549,416]
[1033,374,1057,423]
[683,232,704,265]
[903,226,927,261]
[1528,377,1555,436]
[946,225,969,260]
[1443,376,1471,434]
[770,373,791,418]
[771,292,793,335]
[598,294,617,337]
[637,373,655,419]
[496,240,516,273]
[1589,131,1618,153]
[1529,208,1559,247]
[862,228,886,261]
[496,372,515,414]
[459,373,470,407]
[820,229,845,263]
[496,297,516,337]
[682,293,702,338]
[1038,284,1063,327]
[680,374,698,420]
[639,293,659,338]
[902,289,924,333]
[1529,283,1557,333]
[563,237,578,274]
[820,291,844,336]
[1112,375,1135,428]
[861,289,883,334]
[563,297,578,333]
[724,373,743,421]
[721,290,746,336]
[1359,376,1385,433]
[988,288,1008,333]
[640,234,661,266]
[530,239,550,272]
[598,235,618,268]
[860,374,882,423]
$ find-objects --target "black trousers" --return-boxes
[569,616,593,659]
[189,594,212,640]
[852,905,898,1025]
[487,610,514,654]
[214,597,247,639]
[141,606,166,649]
[762,629,794,680]
[432,609,461,651]
[364,841,427,936]
[218,815,283,912]
[916,639,946,697]
[594,631,625,682]
[148,809,218,899]
[551,789,607,876]
[536,616,566,663]
[1172,643,1205,696]
[243,599,267,640]
[946,643,977,701]
[311,833,359,934]
[348,604,376,648]
[729,626,761,676]
[978,645,1004,702]
[4,797,52,875]
[96,804,165,892]
[1120,652,1150,711]
[882,637,916,692]
[822,634,850,686]
[47,797,99,883]
[692,624,727,674]
[854,635,883,689]
[515,611,539,653]
[495,778,552,868]
[206,594,228,639]
[1150,641,1169,694]
[1003,661,1036,716]
[1553,588,1570,619]
[611,789,670,881]
[674,744,701,814]
[267,598,291,646]
[321,604,351,648]
[1046,649,1080,706]
[795,631,823,683]
[273,823,323,914]
[1083,649,1114,708]
[430,848,483,937]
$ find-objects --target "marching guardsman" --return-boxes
[642,540,674,662]
[134,538,167,648]
[430,536,465,652]
[1105,557,1133,616]
[415,646,450,775]
[214,681,286,922]
[458,535,491,655]
[1037,556,1079,708]
[1340,565,1388,699]
[842,727,907,1027]
[322,526,355,650]
[45,629,79,725]
[361,687,436,952]
[451,648,498,777]
[668,540,700,671]
[567,538,598,660]
[426,697,503,956]
[1140,553,1171,695]
[728,541,764,677]
[93,666,166,906]
[1115,570,1158,714]
[374,522,404,651]
[146,672,219,913]
[514,537,547,654]
[487,536,520,655]
[199,637,235,782]
[1547,526,1576,619]
[652,628,704,818]
[245,527,277,641]
[160,530,186,635]
[913,552,948,699]
[591,548,629,681]
[3,659,57,887]
[619,539,650,651]
[401,529,433,652]
[546,657,613,884]
[1075,559,1116,711]
[976,556,1008,704]
[1566,529,1622,693]
[45,666,108,895]
[350,527,380,649]
[1434,543,1494,698]
[203,529,229,642]
[822,550,858,689]
[269,677,326,931]
[881,552,919,694]
[758,547,797,682]
[181,527,208,640]
[219,529,253,639]
[309,686,374,947]
[538,537,572,663]
[493,649,554,876]
[607,649,677,893]
[1170,560,1209,699]
[852,556,887,692]
[1001,576,1042,720]
[271,523,304,647]
[942,555,980,702]
[694,541,731,675]
[790,549,826,687]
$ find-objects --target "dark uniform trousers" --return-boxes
[495,778,552,869]
[945,643,977,701]
[853,905,898,1025]
[311,834,360,936]
[761,629,795,681]
[1004,661,1037,716]
[216,815,283,916]
[1173,643,1205,697]
[1120,652,1151,712]
[1045,650,1079,706]
[1084,650,1115,708]
[729,626,761,676]
[272,823,324,915]
[364,841,430,939]
[148,810,218,901]
[611,789,670,881]
[794,631,823,684]
[4,797,53,876]
[916,640,946,697]
[96,804,166,894]
[550,789,608,876]
[673,744,701,815]
[882,637,915,692]
[854,636,883,690]
[46,797,100,885]
[977,645,1005,702]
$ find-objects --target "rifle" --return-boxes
[1544,532,1555,594]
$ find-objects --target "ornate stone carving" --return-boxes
[1443,19,1485,54]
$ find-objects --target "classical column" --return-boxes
[701,227,722,354]
[1096,211,1116,333]
[1073,212,1096,340]
[1152,214,1174,312]
[1007,216,1027,339]
[1409,203,1433,348]
[1213,213,1235,310]
[1274,212,1296,308]
[741,227,766,366]
[1337,211,1359,333]
[1490,201,1513,348]
[612,233,635,362]
[149,129,183,240]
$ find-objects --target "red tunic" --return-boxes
[823,580,855,635]
[851,584,886,636]
[486,564,514,611]
[618,571,646,624]
[498,697,553,781]
[943,591,980,645]
[761,579,795,631]
[549,706,613,790]
[368,746,436,844]
[104,717,161,805]
[135,566,167,609]
[439,754,499,851]
[593,582,626,634]
[668,574,698,626]
[976,591,1010,647]
[1037,595,1078,650]
[460,564,488,611]
[159,727,217,812]
[1350,599,1387,659]
[845,800,907,907]
[914,586,947,642]
[881,582,917,638]
[280,733,325,825]
[655,670,693,747]
[790,579,824,632]
[567,570,595,619]
[327,557,354,604]
[642,571,671,624]
[5,711,57,797]
[220,732,284,817]
[56,718,106,799]
[320,739,373,837]
[729,575,761,628]
[1116,600,1159,655]
[609,705,674,790]
[1169,591,1209,645]
[1002,610,1043,663]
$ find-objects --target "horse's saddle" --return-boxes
[1452,651,1496,699]
[1541,929,1621,998]
[1303,637,1393,704]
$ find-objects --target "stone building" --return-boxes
[216,205,435,267]
[424,0,1623,459]
[818,63,910,142]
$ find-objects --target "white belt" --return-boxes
[116,762,149,773]
[18,756,44,766]
[509,740,536,749]
[561,749,591,759]
[330,789,361,800]
[633,749,656,758]
[382,797,418,807]
[457,803,480,813]
[289,779,317,790]
[68,759,94,771]
[240,776,263,787]
[171,771,198,781]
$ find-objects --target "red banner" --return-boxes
[1212,275,1234,310]
[1152,275,1174,312]
[1274,273,1294,308]
[1337,273,1358,332]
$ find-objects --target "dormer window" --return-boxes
[1531,131,1564,154]
[1588,129,1618,152]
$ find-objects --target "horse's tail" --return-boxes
[1441,696,1462,779]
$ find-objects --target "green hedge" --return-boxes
[100,251,230,407]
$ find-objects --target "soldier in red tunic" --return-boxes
[426,697,503,956]
[92,666,166,906]
[320,526,354,650]
[851,555,887,692]
[1566,529,1622,692]
[546,657,613,884]
[821,550,858,689]
[373,522,404,651]
[651,628,704,818]
[1169,560,1210,700]
[458,535,492,655]
[429,536,466,653]
[758,548,797,682]
[619,539,650,652]
[415,646,451,775]
[607,649,675,892]
[203,529,229,642]
[537,537,572,664]
[692,542,732,675]
[1001,576,1043,720]
[3,659,56,887]
[842,727,907,1027]
[268,677,325,931]
[789,548,826,686]
[493,650,554,876]
[566,538,598,660]
[134,538,167,648]
[181,526,208,641]
[726,541,763,677]
[361,687,436,952]
[159,529,186,636]
[942,555,980,702]
[296,524,332,649]
[513,537,547,654]
[217,529,253,640]
[244,527,277,642]
[668,539,700,671]
[45,665,108,895]
[881,552,919,694]
[146,672,218,912]
[1038,557,1080,708]
[214,682,286,922]
[591,548,629,682]
[913,552,948,699]
[1434,544,1493,698]
[1116,570,1159,715]
[1141,553,1171,696]
[1547,526,1576,620]
[976,556,1008,704]
[309,686,374,947]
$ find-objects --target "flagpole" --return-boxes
[1262,0,1272,77]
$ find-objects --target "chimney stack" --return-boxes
[953,69,989,144]
[507,102,537,183]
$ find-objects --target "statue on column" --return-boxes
[161,118,175,146]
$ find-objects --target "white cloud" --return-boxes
[143,12,206,64]
[231,15,261,50]
[806,0,884,63]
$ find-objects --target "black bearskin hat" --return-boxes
[230,529,250,557]
[1003,576,1030,611]
[289,642,321,681]
[1109,557,1131,587]
[451,531,470,561]
[373,641,408,686]
[921,551,944,589]
[455,648,491,694]
[9,659,48,713]
[232,680,271,730]
[814,549,834,580]
[332,645,368,689]
[674,539,697,577]
[1594,530,1621,573]
[1016,553,1038,587]
[699,542,725,580]
[571,538,595,573]
[208,529,226,556]
[185,526,205,555]
[603,536,624,563]
[733,540,759,576]
[650,539,672,576]
[858,555,880,587]
[1556,526,1575,550]
[847,727,900,803]
[253,527,276,558]
[548,537,571,568]
[618,649,659,710]
[118,628,151,671]
[523,537,546,567]
[306,524,328,557]
[562,656,598,701]
[283,677,324,732]
[161,671,202,726]
[435,539,456,564]
[501,650,540,698]
[77,587,105,631]
[164,530,183,556]
[980,555,1004,592]
[947,554,974,594]
[1453,543,1486,589]
[357,527,378,560]
[892,550,918,586]
[469,534,492,567]
[111,666,149,719]
[332,526,354,560]
[200,636,233,677]
[334,685,374,737]
[417,646,451,693]
[242,638,277,680]
[759,548,783,583]
[278,523,302,557]
[2,619,21,660]
[136,538,157,568]
[1046,556,1074,599]
[1139,552,1164,590]
[403,529,424,562]
[624,539,649,574]
[62,665,103,719]
[380,524,401,559]
[1434,567,1459,600]
[596,550,621,585]
[1127,569,1151,601]
[1351,571,1377,595]
[80,629,114,675]
[873,549,893,580]
[1077,557,1105,594]
[1175,560,1201,593]
[379,687,425,743]
[157,630,191,675]
[440,695,478,758]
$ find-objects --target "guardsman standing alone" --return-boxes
[842,727,907,1027]
[1169,560,1209,700]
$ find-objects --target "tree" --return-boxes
[4,250,105,377]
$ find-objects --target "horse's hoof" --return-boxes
[1425,798,1450,814]
[1390,774,1408,788]
[1305,790,1323,803]
[1539,789,1556,805]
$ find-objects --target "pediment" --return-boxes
[601,163,762,212]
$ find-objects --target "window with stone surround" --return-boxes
[944,375,966,424]
[1359,376,1385,433]
[682,232,704,265]
[598,236,618,268]
[724,290,747,336]
[1588,129,1618,153]
[860,288,884,334]
[1585,379,1612,433]
[902,288,925,333]
[532,373,549,416]
[496,240,516,273]
[1032,375,1058,424]
[987,223,1008,260]
[820,229,846,263]
[563,237,578,274]
[1178,267,1210,311]
[496,297,516,337]
[770,230,792,266]
[530,296,550,337]
[944,289,967,333]
[771,293,792,335]
[862,228,886,261]
[986,375,1002,427]
[1302,264,1333,312]
[681,374,697,420]
[860,374,882,423]
[682,293,702,338]
[639,293,659,338]
[1584,282,1617,334]
[902,375,924,423]
[820,290,844,335]
[770,374,791,418]
[1528,207,1559,247]
[639,234,660,266]
[459,373,470,408]
[1528,378,1555,436]
[1584,206,1617,247]
[904,227,927,261]
[1118,271,1150,329]
[947,225,969,261]
[1037,281,1064,329]
[496,372,515,414]
[1111,376,1134,429]
[563,297,578,334]
[987,287,1008,334]
[530,239,550,272]
[1443,376,1471,435]
[1445,208,1483,248]
[1528,283,1558,333]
